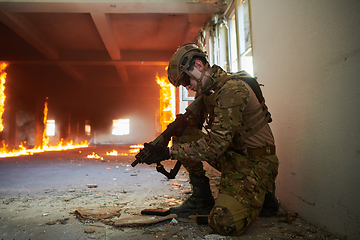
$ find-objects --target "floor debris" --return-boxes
[84,227,96,233]
[0,145,341,240]
[45,218,69,225]
[113,214,177,227]
[162,226,182,239]
[75,206,121,220]
[277,210,299,224]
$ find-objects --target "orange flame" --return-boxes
[102,145,144,157]
[129,144,143,154]
[105,150,129,156]
[0,63,7,132]
[41,139,88,152]
[130,144,143,148]
[155,74,176,132]
[42,99,49,149]
[87,152,103,160]
[0,67,89,159]
[0,98,88,158]
[0,140,88,158]
[34,98,88,152]
[106,150,118,156]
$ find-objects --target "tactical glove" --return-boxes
[168,114,189,137]
[143,143,170,165]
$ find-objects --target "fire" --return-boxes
[129,144,143,154]
[42,99,49,149]
[129,148,139,154]
[106,150,118,156]
[156,74,176,132]
[35,98,88,152]
[41,139,88,151]
[87,152,103,160]
[105,150,129,156]
[0,63,7,132]
[103,145,144,157]
[0,140,88,158]
[130,144,144,148]
[107,144,144,155]
[0,96,88,158]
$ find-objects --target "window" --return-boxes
[238,0,254,76]
[209,18,228,70]
[204,0,254,75]
[229,12,238,72]
[218,19,229,70]
[46,120,55,136]
[208,33,214,65]
[85,120,91,135]
[112,119,130,135]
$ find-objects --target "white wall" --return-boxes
[251,0,360,239]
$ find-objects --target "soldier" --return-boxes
[146,43,279,235]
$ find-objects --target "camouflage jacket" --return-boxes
[170,65,252,162]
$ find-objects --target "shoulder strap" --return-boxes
[236,71,272,123]
[236,71,264,105]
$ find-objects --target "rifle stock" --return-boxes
[131,94,205,178]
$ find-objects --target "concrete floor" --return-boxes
[0,145,340,240]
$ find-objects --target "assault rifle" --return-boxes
[131,94,205,179]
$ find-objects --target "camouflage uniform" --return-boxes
[170,65,279,235]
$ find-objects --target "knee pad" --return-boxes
[209,205,241,236]
[209,193,259,236]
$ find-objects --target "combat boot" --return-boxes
[259,191,279,217]
[170,174,215,218]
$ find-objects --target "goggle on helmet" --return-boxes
[167,43,207,87]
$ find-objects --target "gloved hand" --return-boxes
[168,114,189,137]
[143,143,170,165]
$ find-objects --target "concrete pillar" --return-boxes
[79,119,85,137]
[58,114,69,141]
[7,106,19,149]
[75,118,85,143]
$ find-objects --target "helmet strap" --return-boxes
[183,62,209,93]
[196,62,209,92]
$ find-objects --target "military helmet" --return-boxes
[167,43,207,87]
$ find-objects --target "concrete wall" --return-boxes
[250,0,360,239]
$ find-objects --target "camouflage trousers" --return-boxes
[173,129,279,236]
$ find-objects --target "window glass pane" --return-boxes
[229,13,238,72]
[238,0,251,55]
[208,36,214,65]
[238,0,253,75]
[240,50,254,76]
[112,119,130,135]
[242,0,251,52]
[219,22,228,70]
[85,120,91,135]
[46,120,55,136]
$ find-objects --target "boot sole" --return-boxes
[170,207,213,218]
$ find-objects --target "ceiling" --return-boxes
[0,0,228,141]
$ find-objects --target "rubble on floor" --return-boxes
[0,147,341,239]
